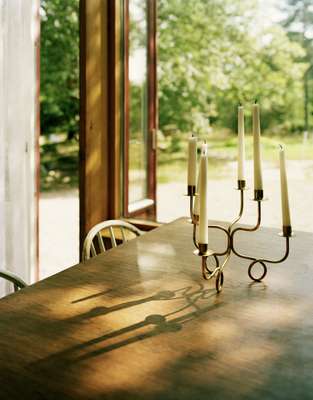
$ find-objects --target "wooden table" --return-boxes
[0,218,313,399]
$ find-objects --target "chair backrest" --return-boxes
[82,219,143,261]
[0,269,27,292]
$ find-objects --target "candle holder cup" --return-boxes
[187,185,196,196]
[187,181,292,293]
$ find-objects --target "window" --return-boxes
[123,0,157,218]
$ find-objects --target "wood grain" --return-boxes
[79,0,109,247]
[107,0,122,220]
[0,0,39,292]
[0,218,312,399]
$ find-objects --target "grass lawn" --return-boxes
[158,133,313,184]
[40,132,313,190]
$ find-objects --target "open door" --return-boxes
[0,0,40,295]
[123,0,157,219]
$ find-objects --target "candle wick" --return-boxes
[254,99,258,104]
[279,144,283,150]
[239,102,242,107]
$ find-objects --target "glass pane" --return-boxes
[128,0,148,205]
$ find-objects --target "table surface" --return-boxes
[0,218,313,400]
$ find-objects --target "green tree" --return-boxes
[282,0,313,132]
[40,0,79,139]
[158,0,306,135]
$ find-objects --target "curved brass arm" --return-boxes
[228,188,244,233]
[207,224,230,256]
[255,236,290,265]
[201,255,220,280]
[192,221,230,255]
[189,195,194,222]
[191,187,244,256]
[216,187,245,275]
[196,188,246,287]
[231,200,262,261]
[193,223,199,249]
[247,237,290,282]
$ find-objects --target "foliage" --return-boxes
[40,0,79,139]
[40,137,78,190]
[39,0,313,191]
[158,0,307,136]
[282,0,313,131]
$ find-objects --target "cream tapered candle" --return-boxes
[237,105,245,181]
[198,143,209,244]
[188,135,197,187]
[279,146,291,227]
[252,103,263,191]
[193,167,201,216]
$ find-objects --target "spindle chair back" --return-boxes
[82,219,143,261]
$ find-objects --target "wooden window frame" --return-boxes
[123,0,157,219]
[79,0,158,255]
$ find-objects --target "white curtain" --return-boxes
[0,0,38,296]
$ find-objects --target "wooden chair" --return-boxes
[82,219,143,261]
[0,269,27,292]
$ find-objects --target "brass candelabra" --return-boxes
[188,182,292,293]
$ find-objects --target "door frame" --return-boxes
[122,0,157,219]
[79,0,158,255]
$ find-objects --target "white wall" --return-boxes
[0,0,39,295]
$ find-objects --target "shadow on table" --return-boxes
[5,281,312,400]
[76,297,223,362]
[31,283,223,367]
[65,283,218,324]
